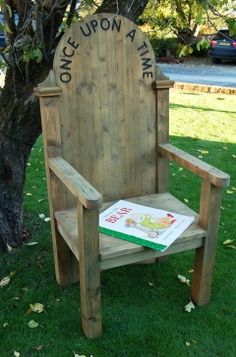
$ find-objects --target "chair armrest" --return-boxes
[159,143,230,188]
[48,156,103,209]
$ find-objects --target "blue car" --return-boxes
[210,29,236,64]
[0,12,19,48]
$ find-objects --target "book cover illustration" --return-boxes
[99,200,195,252]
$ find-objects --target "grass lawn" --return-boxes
[0,90,236,357]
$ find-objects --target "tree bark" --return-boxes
[0,0,149,252]
[0,68,48,251]
[95,0,149,22]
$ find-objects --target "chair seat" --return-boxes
[55,193,206,271]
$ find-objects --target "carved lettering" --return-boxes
[101,18,110,31]
[141,57,152,72]
[67,37,79,49]
[58,17,154,83]
[126,29,136,42]
[112,18,121,32]
[60,72,72,83]
[137,41,148,51]
[63,46,74,57]
[80,23,92,37]
[143,72,153,78]
[91,19,98,32]
[60,58,72,71]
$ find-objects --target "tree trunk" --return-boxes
[95,0,149,22]
[0,69,44,251]
[0,1,149,252]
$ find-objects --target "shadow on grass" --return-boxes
[0,135,235,356]
[170,102,236,115]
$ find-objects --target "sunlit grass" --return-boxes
[0,90,235,357]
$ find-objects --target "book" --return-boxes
[99,200,195,252]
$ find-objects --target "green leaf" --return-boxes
[33,48,43,63]
[5,4,13,17]
[5,23,12,34]
[27,320,39,328]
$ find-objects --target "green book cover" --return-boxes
[99,200,194,252]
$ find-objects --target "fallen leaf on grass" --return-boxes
[148,282,154,286]
[6,244,13,252]
[3,322,8,328]
[27,320,39,328]
[29,303,45,314]
[184,300,195,312]
[223,239,234,245]
[38,199,45,203]
[177,274,190,286]
[33,345,44,351]
[197,149,208,154]
[226,245,236,250]
[25,192,32,196]
[185,339,197,347]
[14,351,20,357]
[74,354,86,357]
[39,214,50,222]
[184,198,189,203]
[26,242,38,246]
[226,190,234,194]
[0,276,10,288]
[223,240,236,249]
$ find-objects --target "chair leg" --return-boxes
[191,183,222,305]
[52,226,80,287]
[78,205,102,338]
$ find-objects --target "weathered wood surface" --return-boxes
[77,203,101,338]
[49,156,103,209]
[52,14,156,202]
[39,78,79,286]
[191,181,223,305]
[55,192,206,270]
[159,143,230,187]
[35,12,230,338]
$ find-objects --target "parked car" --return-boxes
[0,12,19,48]
[210,29,236,64]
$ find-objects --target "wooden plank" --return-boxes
[154,79,175,89]
[159,143,230,187]
[77,202,102,338]
[39,87,79,286]
[156,88,169,193]
[52,14,157,202]
[49,156,103,209]
[191,181,223,305]
[55,193,206,268]
[100,235,204,271]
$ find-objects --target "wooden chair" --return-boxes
[35,14,230,338]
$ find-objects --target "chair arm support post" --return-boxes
[77,201,102,338]
[159,143,230,188]
[48,157,103,210]
[191,180,223,305]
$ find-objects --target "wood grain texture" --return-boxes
[77,202,101,338]
[55,192,206,271]
[156,89,170,193]
[38,73,79,286]
[35,12,230,337]
[191,181,223,305]
[53,14,156,202]
[49,156,103,209]
[159,143,230,187]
